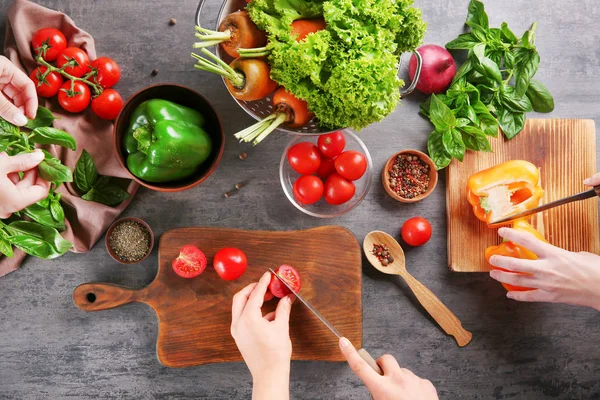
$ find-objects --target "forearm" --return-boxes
[252,366,291,400]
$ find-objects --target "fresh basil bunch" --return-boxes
[0,106,74,260]
[422,0,555,169]
[74,149,130,206]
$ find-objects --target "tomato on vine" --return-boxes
[58,81,91,113]
[32,28,67,62]
[56,47,90,78]
[89,57,121,88]
[91,89,123,120]
[29,66,63,98]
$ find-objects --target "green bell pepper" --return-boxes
[124,99,212,183]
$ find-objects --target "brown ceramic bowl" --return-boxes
[382,149,438,203]
[105,217,154,264]
[114,84,225,192]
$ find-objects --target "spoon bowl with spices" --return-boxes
[106,217,154,264]
[382,150,438,203]
[363,230,472,347]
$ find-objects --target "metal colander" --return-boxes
[194,0,421,135]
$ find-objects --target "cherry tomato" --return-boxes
[91,89,123,120]
[334,150,367,181]
[29,66,63,98]
[213,247,248,281]
[269,264,302,298]
[172,245,207,278]
[401,217,432,247]
[287,142,321,175]
[292,175,324,205]
[316,157,336,179]
[57,81,91,113]
[32,28,67,62]
[56,47,91,78]
[317,131,345,158]
[324,173,356,205]
[264,291,275,302]
[90,56,121,88]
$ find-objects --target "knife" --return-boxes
[490,185,600,225]
[268,268,383,375]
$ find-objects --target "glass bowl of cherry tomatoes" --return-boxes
[279,130,373,218]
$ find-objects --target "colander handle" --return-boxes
[399,50,422,98]
[195,0,209,27]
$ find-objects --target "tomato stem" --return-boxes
[194,25,231,46]
[36,55,103,96]
[238,46,271,58]
[234,112,286,145]
[191,49,245,88]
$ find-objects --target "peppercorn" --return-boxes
[169,18,177,26]
[151,69,159,76]
[239,152,248,160]
[109,220,151,263]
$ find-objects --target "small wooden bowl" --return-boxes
[382,150,438,203]
[114,84,225,192]
[105,217,154,264]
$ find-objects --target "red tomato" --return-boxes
[401,217,432,247]
[57,81,91,113]
[269,264,302,298]
[316,157,336,179]
[31,28,67,62]
[292,175,324,205]
[287,142,321,175]
[90,56,121,88]
[334,150,367,181]
[29,67,63,98]
[213,247,248,281]
[56,47,91,78]
[324,173,355,205]
[264,291,275,302]
[172,245,207,278]
[318,131,345,158]
[91,89,123,120]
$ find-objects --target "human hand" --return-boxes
[0,56,38,126]
[583,172,600,187]
[339,337,438,400]
[489,227,600,311]
[0,151,50,219]
[231,272,295,400]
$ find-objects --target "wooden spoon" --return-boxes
[364,231,472,347]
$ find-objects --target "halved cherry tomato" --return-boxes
[324,173,356,205]
[318,131,345,158]
[401,217,432,247]
[334,150,367,181]
[29,66,63,98]
[91,89,123,120]
[288,142,321,175]
[56,47,90,78]
[32,28,67,62]
[90,56,121,88]
[172,245,207,278]
[58,81,91,113]
[316,157,336,179]
[269,264,302,298]
[293,175,324,205]
[214,247,247,281]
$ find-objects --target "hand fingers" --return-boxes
[583,172,600,187]
[231,282,257,324]
[489,255,542,274]
[489,269,541,290]
[16,168,37,188]
[0,150,45,174]
[274,294,294,326]
[263,311,276,322]
[377,354,401,376]
[498,228,558,257]
[35,171,51,190]
[339,337,380,387]
[0,59,37,120]
[507,289,556,303]
[7,172,19,184]
[245,272,272,314]
[0,92,28,125]
[16,180,50,207]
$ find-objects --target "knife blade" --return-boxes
[268,268,383,375]
[490,185,600,225]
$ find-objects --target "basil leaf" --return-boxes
[472,101,499,137]
[427,130,452,170]
[468,23,487,42]
[467,70,491,85]
[0,138,10,152]
[30,127,76,150]
[500,22,518,44]
[446,33,479,50]
[22,201,65,230]
[526,79,555,113]
[452,58,473,85]
[442,128,466,162]
[429,94,457,131]
[472,43,486,62]
[461,125,492,152]
[50,196,65,223]
[498,108,525,139]
[500,87,533,113]
[39,150,73,183]
[25,106,56,129]
[456,118,470,128]
[82,177,130,207]
[474,57,502,83]
[0,229,13,258]
[5,220,72,259]
[74,149,98,193]
[521,23,537,49]
[464,105,480,125]
[0,118,20,137]
[467,0,489,29]
[514,48,540,97]
[504,49,516,69]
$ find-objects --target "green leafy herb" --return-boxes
[74,149,98,193]
[0,118,20,137]
[22,201,65,230]
[25,106,56,129]
[4,221,72,259]
[49,193,65,223]
[427,130,452,170]
[30,127,76,150]
[526,79,555,113]
[74,150,130,207]
[442,128,466,162]
[38,150,73,184]
[0,229,13,258]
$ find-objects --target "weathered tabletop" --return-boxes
[1,0,599,399]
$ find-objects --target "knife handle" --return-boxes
[358,348,383,375]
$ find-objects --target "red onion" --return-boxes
[409,44,456,95]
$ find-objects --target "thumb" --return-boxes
[339,337,380,387]
[583,172,600,187]
[17,182,50,207]
[1,150,45,173]
[274,294,294,326]
[0,93,28,126]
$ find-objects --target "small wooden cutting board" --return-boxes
[447,119,599,272]
[73,226,362,367]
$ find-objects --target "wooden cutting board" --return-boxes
[73,226,362,367]
[447,119,599,272]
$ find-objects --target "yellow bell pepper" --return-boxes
[467,160,544,226]
[485,219,547,292]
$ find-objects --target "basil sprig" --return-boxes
[74,149,131,207]
[424,0,555,169]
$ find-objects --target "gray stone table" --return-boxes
[1,0,599,399]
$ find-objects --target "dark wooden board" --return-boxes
[73,226,362,367]
[447,119,599,272]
